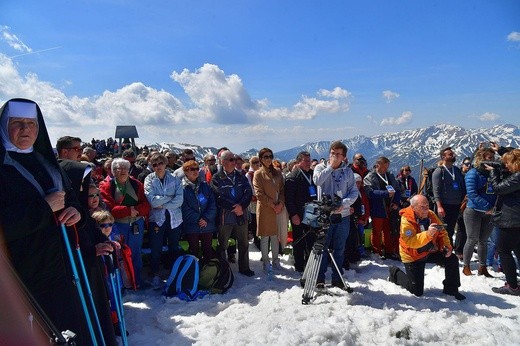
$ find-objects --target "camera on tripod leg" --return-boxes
[301,194,343,230]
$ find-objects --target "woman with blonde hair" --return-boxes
[486,149,520,295]
[462,148,496,277]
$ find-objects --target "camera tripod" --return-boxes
[299,228,353,304]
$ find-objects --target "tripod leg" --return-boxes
[327,249,353,293]
[302,246,323,304]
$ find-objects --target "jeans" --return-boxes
[114,218,145,286]
[318,216,350,282]
[462,208,493,266]
[149,214,182,275]
[486,226,500,267]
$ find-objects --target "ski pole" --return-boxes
[114,268,128,345]
[69,224,106,346]
[59,223,99,346]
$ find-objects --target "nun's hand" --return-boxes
[45,191,65,212]
[58,207,81,226]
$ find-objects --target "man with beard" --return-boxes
[432,147,466,246]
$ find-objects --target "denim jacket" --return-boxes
[144,171,183,228]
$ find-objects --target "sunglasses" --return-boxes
[88,193,100,198]
[251,161,260,165]
[99,223,113,228]
[404,169,411,172]
[226,158,236,162]
[262,155,274,160]
[152,162,165,168]
[188,167,200,172]
[65,147,82,152]
[463,162,471,166]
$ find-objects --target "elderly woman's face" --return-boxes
[8,117,38,150]
[113,164,129,183]
[185,164,200,182]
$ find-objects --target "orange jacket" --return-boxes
[398,206,452,263]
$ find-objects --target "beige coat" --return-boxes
[253,166,285,237]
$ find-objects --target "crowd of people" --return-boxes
[1,98,519,344]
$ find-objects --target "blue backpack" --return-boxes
[163,255,206,301]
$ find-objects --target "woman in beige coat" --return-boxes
[253,148,285,272]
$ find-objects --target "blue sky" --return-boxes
[1,0,519,152]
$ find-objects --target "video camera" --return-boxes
[480,161,504,170]
[302,194,343,229]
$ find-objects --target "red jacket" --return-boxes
[99,177,150,220]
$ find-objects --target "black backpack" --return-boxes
[198,257,234,294]
[419,167,438,210]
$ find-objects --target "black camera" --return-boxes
[302,194,343,229]
[480,161,503,170]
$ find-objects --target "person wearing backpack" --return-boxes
[432,147,466,247]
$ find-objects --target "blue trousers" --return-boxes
[149,218,182,275]
[318,216,350,282]
[114,218,145,286]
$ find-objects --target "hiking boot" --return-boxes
[331,280,348,291]
[239,269,255,277]
[262,262,270,273]
[492,283,520,296]
[478,265,495,278]
[272,261,282,271]
[388,266,401,284]
[316,278,325,289]
[462,265,472,276]
[151,275,162,290]
[443,289,466,300]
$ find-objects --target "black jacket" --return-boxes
[0,98,92,344]
[285,168,315,219]
[490,170,520,229]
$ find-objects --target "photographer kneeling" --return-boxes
[388,195,466,300]
[312,141,359,289]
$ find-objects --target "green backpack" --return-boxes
[198,257,234,294]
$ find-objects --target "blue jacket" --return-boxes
[144,171,183,228]
[465,168,496,212]
[363,170,401,218]
[210,168,253,226]
[181,179,217,234]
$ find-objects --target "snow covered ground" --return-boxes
[124,244,520,345]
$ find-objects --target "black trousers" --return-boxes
[436,203,461,246]
[292,223,316,272]
[454,214,467,255]
[497,227,520,289]
[393,252,461,296]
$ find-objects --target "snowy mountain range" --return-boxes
[150,124,520,180]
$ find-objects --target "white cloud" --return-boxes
[478,112,500,121]
[1,26,32,53]
[0,54,187,142]
[171,64,351,122]
[507,31,520,42]
[382,90,400,103]
[171,63,260,124]
[380,111,412,126]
